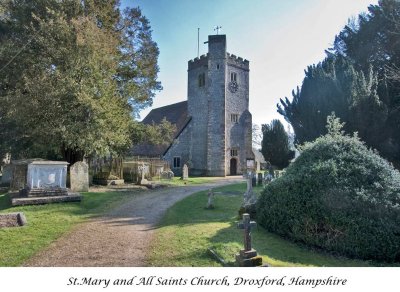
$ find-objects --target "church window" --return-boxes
[230,149,238,157]
[217,64,220,69]
[198,73,206,87]
[231,114,239,123]
[173,157,181,168]
[230,72,237,82]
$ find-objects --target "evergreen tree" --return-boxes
[332,0,400,166]
[261,120,294,169]
[278,0,399,166]
[278,56,387,148]
[0,0,163,164]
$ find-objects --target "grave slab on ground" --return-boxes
[0,212,27,228]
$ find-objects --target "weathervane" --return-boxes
[214,26,222,35]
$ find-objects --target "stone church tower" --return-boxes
[186,34,253,176]
[133,34,253,176]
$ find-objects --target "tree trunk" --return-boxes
[61,145,84,166]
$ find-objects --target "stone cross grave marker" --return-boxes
[70,161,89,192]
[236,213,263,267]
[237,213,257,251]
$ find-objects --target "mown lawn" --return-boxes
[0,190,140,266]
[156,176,221,186]
[148,183,397,267]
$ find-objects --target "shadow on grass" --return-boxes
[152,183,399,267]
[0,191,140,218]
[208,221,381,267]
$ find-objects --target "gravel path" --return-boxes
[23,177,244,267]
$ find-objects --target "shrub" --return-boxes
[257,116,400,262]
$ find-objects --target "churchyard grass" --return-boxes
[0,191,138,266]
[148,183,397,267]
[156,176,219,186]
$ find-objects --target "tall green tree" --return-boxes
[278,0,399,167]
[0,0,162,164]
[332,0,400,166]
[261,119,295,169]
[278,56,387,148]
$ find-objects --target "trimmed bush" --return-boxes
[257,117,400,262]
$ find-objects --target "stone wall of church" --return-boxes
[163,121,191,177]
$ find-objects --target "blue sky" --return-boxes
[121,0,379,126]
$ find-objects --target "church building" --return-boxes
[131,34,253,176]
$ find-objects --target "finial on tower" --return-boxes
[214,26,222,35]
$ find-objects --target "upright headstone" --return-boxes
[139,162,149,185]
[206,189,214,209]
[182,164,189,180]
[257,173,263,186]
[251,173,256,187]
[70,161,89,192]
[0,164,13,187]
[243,171,256,205]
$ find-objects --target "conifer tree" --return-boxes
[261,120,294,169]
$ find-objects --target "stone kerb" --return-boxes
[70,161,89,192]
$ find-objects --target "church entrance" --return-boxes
[230,158,237,175]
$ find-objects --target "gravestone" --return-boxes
[182,164,189,180]
[243,171,256,205]
[236,213,262,267]
[206,189,214,209]
[138,162,150,185]
[70,161,89,192]
[251,173,256,187]
[0,164,13,187]
[155,163,164,181]
[257,173,263,186]
[161,170,174,180]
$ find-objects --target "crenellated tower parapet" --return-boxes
[227,53,249,71]
[188,53,209,70]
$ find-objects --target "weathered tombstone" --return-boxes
[251,173,256,187]
[181,164,189,180]
[0,164,13,187]
[138,162,149,185]
[161,170,174,180]
[236,213,263,267]
[206,189,214,209]
[257,173,263,186]
[70,161,89,192]
[243,171,256,205]
[155,163,164,181]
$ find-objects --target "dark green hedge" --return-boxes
[257,133,400,262]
